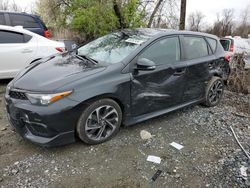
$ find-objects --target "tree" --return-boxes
[0,0,23,11]
[234,5,250,37]
[147,0,164,27]
[179,0,186,30]
[209,9,234,37]
[221,9,234,36]
[0,0,9,10]
[188,11,205,31]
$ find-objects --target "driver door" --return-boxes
[130,36,187,116]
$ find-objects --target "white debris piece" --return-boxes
[140,130,152,140]
[240,166,248,177]
[170,142,184,150]
[147,155,161,164]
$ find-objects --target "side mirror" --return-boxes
[136,58,156,71]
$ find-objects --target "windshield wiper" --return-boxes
[75,54,98,65]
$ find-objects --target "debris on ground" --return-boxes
[140,130,152,140]
[1,127,6,131]
[151,170,162,182]
[230,126,250,160]
[170,142,184,150]
[147,155,161,164]
[240,166,248,178]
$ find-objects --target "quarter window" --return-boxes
[206,37,217,53]
[139,37,180,66]
[183,36,209,60]
[0,14,5,25]
[10,14,40,28]
[0,30,31,43]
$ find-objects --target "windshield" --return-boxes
[77,33,149,64]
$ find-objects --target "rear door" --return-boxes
[130,36,187,116]
[181,35,216,102]
[0,30,37,78]
[8,13,44,36]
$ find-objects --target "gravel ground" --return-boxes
[0,79,250,188]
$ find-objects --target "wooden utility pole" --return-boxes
[179,0,187,30]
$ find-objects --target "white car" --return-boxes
[220,36,250,69]
[0,25,65,79]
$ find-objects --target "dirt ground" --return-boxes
[0,79,250,188]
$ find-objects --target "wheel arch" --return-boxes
[74,93,126,120]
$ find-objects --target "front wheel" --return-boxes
[76,99,122,144]
[203,76,224,107]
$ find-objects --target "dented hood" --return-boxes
[13,54,106,92]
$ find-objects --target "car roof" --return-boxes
[122,28,218,39]
[0,24,36,35]
[0,11,36,16]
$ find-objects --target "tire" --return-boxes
[76,98,122,144]
[203,76,224,107]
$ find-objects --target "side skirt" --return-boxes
[123,98,204,126]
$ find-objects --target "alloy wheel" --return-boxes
[85,105,119,141]
[208,80,223,105]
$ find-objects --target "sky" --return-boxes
[186,0,250,25]
[14,0,250,25]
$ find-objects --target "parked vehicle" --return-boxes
[0,25,65,79]
[5,29,230,147]
[0,11,50,38]
[220,36,250,69]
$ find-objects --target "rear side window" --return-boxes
[183,36,209,60]
[206,38,217,53]
[220,39,231,51]
[139,36,180,65]
[9,14,40,28]
[0,30,32,43]
[0,13,5,25]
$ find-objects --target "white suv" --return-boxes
[0,25,65,79]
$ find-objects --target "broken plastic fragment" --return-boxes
[240,166,248,177]
[151,170,162,181]
[170,142,184,150]
[140,130,152,140]
[147,155,161,164]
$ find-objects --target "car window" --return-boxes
[0,30,30,43]
[139,37,180,66]
[206,37,217,53]
[10,14,40,28]
[220,39,231,51]
[183,36,209,60]
[0,13,5,25]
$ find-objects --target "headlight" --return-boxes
[26,91,72,105]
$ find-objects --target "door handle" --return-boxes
[173,68,186,76]
[22,49,33,53]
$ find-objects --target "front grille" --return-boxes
[9,90,28,100]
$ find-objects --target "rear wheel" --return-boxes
[203,76,224,107]
[76,99,122,144]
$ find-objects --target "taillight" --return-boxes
[55,47,65,53]
[229,44,234,52]
[224,54,231,62]
[44,30,51,38]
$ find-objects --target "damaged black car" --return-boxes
[5,28,230,146]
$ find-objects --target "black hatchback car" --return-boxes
[5,29,230,147]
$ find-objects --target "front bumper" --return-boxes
[4,90,81,147]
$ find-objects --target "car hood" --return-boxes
[13,54,106,92]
